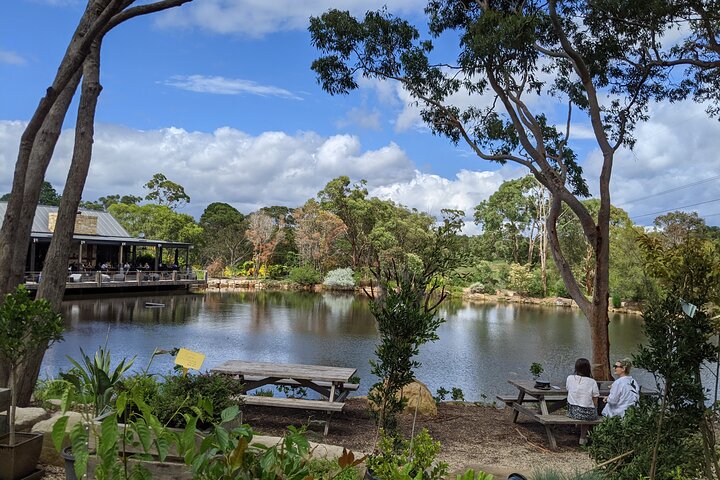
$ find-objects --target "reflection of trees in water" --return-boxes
[61,294,204,326]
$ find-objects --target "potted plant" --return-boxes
[0,285,63,480]
[530,362,550,389]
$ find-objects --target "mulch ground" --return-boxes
[240,398,595,476]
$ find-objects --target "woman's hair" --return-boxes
[574,358,593,378]
[617,358,632,374]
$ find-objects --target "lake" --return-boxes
[42,290,649,401]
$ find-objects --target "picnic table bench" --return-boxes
[211,360,357,435]
[503,379,607,450]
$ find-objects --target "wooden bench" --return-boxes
[496,394,565,407]
[238,395,345,435]
[536,414,602,426]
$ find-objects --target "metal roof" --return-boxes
[0,202,191,247]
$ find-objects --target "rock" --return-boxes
[399,380,437,416]
[32,411,84,466]
[14,407,50,432]
[369,380,438,417]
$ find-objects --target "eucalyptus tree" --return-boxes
[310,1,662,378]
[198,202,250,269]
[0,0,193,404]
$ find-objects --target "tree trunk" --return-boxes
[546,193,611,381]
[0,0,119,296]
[38,42,103,311]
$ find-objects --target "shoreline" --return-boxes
[200,277,643,316]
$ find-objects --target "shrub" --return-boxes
[588,399,705,479]
[206,258,225,278]
[289,265,322,285]
[323,268,355,289]
[153,373,244,428]
[612,293,622,308]
[267,264,289,279]
[468,282,494,294]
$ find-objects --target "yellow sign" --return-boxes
[175,348,205,371]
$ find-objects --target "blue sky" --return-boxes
[2,0,719,230]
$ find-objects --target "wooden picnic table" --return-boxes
[211,360,357,435]
[501,379,611,450]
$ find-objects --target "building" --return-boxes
[0,202,204,293]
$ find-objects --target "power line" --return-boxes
[617,174,720,206]
[631,197,720,220]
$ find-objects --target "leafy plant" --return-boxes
[530,362,544,381]
[60,346,135,417]
[434,387,449,404]
[0,285,63,444]
[323,268,356,289]
[152,372,244,428]
[366,429,448,480]
[289,265,323,285]
[277,385,308,399]
[451,387,464,402]
[455,469,494,480]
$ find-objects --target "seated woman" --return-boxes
[602,358,639,418]
[566,357,599,445]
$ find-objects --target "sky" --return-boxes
[1,0,719,233]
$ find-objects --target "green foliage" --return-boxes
[153,372,245,428]
[33,377,73,403]
[143,172,190,210]
[0,285,63,439]
[451,387,464,402]
[267,264,289,279]
[434,387,449,404]
[60,346,135,417]
[529,362,544,380]
[366,429,448,480]
[108,203,203,245]
[611,294,622,309]
[6,181,64,205]
[323,268,356,289]
[589,233,720,479]
[454,470,493,480]
[530,468,605,480]
[289,265,323,285]
[588,399,704,479]
[368,266,446,432]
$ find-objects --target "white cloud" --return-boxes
[583,100,720,225]
[164,75,302,100]
[157,0,426,37]
[0,121,418,218]
[0,50,27,66]
[370,169,512,233]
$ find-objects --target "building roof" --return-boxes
[0,202,191,248]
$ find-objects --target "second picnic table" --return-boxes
[211,360,358,435]
[499,379,611,449]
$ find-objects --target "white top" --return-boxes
[565,375,599,408]
[602,376,639,418]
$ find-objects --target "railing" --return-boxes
[23,269,207,287]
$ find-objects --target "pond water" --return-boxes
[42,290,650,401]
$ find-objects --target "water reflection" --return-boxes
[43,291,647,401]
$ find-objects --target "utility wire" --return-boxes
[631,197,720,220]
[617,174,720,206]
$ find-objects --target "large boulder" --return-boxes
[399,381,437,416]
[14,407,50,432]
[32,411,84,466]
[369,380,438,417]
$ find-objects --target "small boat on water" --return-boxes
[144,302,165,308]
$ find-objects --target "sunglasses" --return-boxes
[614,364,623,368]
